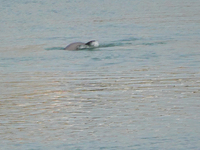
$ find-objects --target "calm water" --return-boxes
[1,0,200,149]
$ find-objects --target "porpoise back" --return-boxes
[64,42,85,50]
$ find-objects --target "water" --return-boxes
[0,0,200,149]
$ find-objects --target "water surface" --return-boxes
[0,0,200,149]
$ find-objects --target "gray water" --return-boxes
[1,0,200,149]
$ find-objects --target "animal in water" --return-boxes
[64,40,99,50]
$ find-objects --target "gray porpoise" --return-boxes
[64,40,99,50]
[64,42,85,50]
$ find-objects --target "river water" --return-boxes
[0,0,200,149]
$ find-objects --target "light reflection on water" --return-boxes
[1,65,200,149]
[1,0,200,149]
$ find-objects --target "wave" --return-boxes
[45,37,166,50]
[45,47,64,50]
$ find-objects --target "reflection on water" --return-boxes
[1,65,200,149]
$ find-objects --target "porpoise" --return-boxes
[64,40,99,50]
